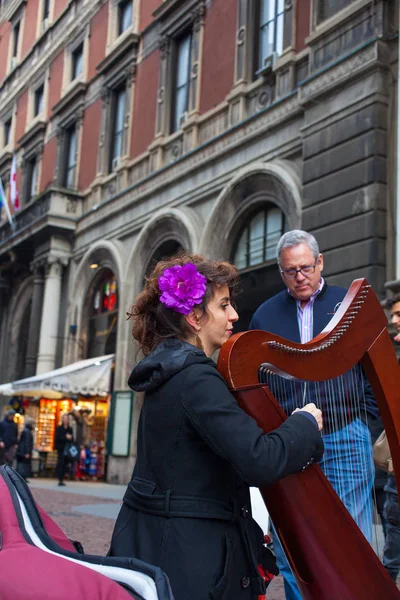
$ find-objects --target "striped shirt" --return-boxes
[289,278,325,343]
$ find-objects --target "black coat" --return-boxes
[110,339,324,600]
[0,417,18,448]
[16,425,33,461]
[55,425,73,454]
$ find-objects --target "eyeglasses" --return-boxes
[280,262,317,279]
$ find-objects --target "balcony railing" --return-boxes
[0,187,82,249]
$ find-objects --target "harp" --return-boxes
[217,279,400,600]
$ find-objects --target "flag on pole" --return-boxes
[10,154,20,211]
[0,176,15,231]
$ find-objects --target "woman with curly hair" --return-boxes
[109,253,324,600]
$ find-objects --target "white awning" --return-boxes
[10,355,114,399]
[0,383,13,396]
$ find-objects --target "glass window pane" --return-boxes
[259,22,274,66]
[112,89,126,161]
[30,160,38,199]
[249,212,265,266]
[119,1,132,35]
[265,207,282,260]
[72,45,83,80]
[174,86,188,131]
[176,35,191,87]
[260,0,275,25]
[234,229,249,270]
[66,128,77,188]
[116,90,126,132]
[276,12,284,55]
[35,86,44,116]
[13,22,20,58]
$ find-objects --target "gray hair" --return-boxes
[276,230,320,264]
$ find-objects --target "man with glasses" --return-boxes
[249,229,378,600]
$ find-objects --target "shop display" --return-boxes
[37,401,57,452]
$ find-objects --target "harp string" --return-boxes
[259,365,383,558]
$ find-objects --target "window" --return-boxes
[118,0,133,36]
[171,33,192,133]
[318,0,353,23]
[71,43,83,81]
[233,207,284,269]
[87,270,118,358]
[64,126,77,188]
[34,84,44,117]
[26,157,39,202]
[109,87,126,171]
[12,21,20,59]
[257,0,284,72]
[3,119,11,147]
[43,0,50,21]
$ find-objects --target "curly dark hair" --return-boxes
[128,252,239,356]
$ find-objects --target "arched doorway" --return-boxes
[232,205,286,332]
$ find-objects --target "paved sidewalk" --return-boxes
[28,478,287,599]
[28,478,398,599]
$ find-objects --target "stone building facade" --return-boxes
[0,0,397,482]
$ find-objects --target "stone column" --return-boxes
[0,273,11,383]
[25,265,45,377]
[36,259,64,374]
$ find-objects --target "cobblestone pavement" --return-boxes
[30,484,120,556]
[29,478,287,599]
[29,480,399,599]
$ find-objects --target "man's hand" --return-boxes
[66,433,72,440]
[0,441,5,448]
[25,454,30,459]
[293,403,323,431]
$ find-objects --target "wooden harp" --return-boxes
[217,279,400,600]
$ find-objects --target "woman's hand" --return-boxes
[293,403,323,431]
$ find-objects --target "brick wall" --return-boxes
[199,0,236,114]
[79,99,102,190]
[130,49,160,159]
[88,1,109,81]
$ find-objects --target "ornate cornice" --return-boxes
[17,120,47,149]
[52,82,88,118]
[96,33,139,76]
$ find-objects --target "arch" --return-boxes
[200,160,302,259]
[67,240,126,362]
[124,206,201,295]
[5,276,34,381]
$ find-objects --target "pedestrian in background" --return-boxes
[0,409,18,467]
[16,417,34,482]
[55,413,73,487]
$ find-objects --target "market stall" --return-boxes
[5,355,114,480]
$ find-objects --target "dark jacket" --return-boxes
[55,425,73,454]
[0,416,18,448]
[109,339,324,600]
[16,424,33,462]
[249,282,379,433]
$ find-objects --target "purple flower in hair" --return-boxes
[158,263,207,315]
